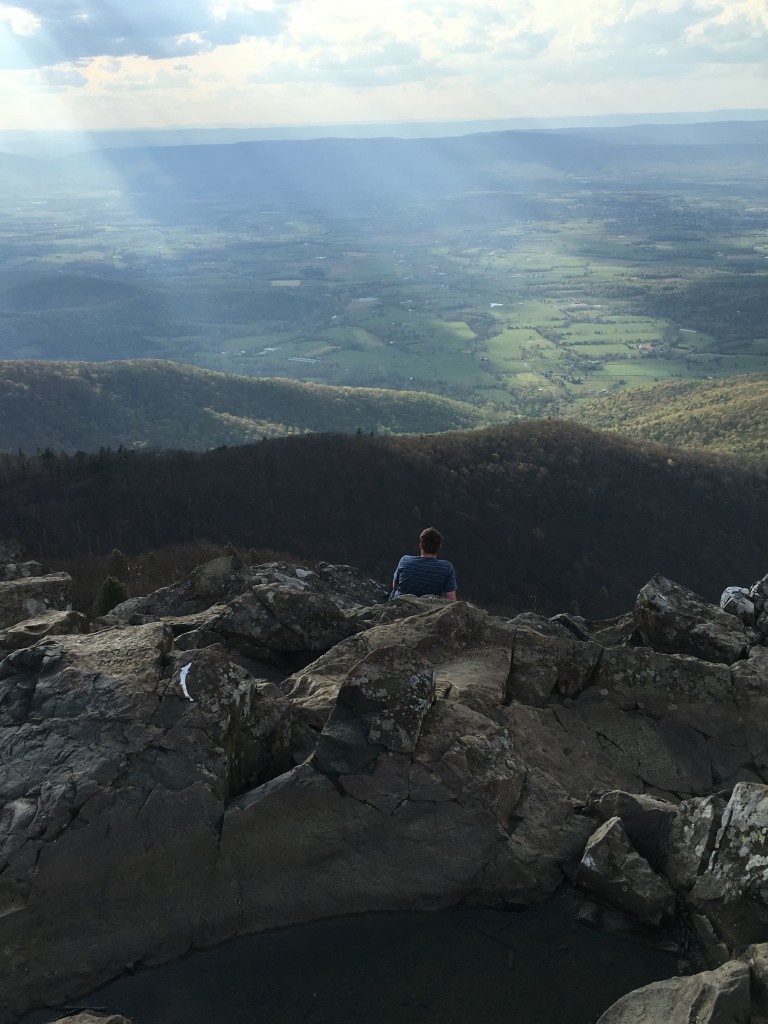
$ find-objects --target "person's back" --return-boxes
[391,527,457,601]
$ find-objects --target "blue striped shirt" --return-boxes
[393,555,457,597]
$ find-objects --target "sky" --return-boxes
[0,0,766,132]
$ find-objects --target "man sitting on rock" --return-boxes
[391,527,457,601]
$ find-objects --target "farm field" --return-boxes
[1,159,768,420]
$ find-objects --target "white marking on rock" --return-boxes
[179,663,194,702]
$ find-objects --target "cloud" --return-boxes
[0,0,765,131]
[0,0,286,67]
[40,62,87,87]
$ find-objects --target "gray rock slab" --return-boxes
[664,794,726,892]
[0,573,72,630]
[597,960,750,1023]
[210,584,360,652]
[595,645,733,716]
[1,561,44,581]
[591,790,678,871]
[0,627,293,1020]
[689,782,768,947]
[50,1016,132,1024]
[506,626,601,706]
[635,576,750,665]
[283,601,487,745]
[575,816,676,928]
[313,645,435,776]
[0,609,88,652]
[742,943,768,1016]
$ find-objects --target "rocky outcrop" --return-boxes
[636,575,750,664]
[108,556,384,662]
[1,560,44,582]
[0,543,73,631]
[722,570,768,641]
[685,783,768,947]
[0,573,72,630]
[111,556,386,623]
[0,609,88,653]
[597,960,751,1023]
[575,816,676,928]
[743,943,768,1019]
[49,1016,132,1024]
[4,559,768,1021]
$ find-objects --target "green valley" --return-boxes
[0,126,767,431]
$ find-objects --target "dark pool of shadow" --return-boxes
[30,892,682,1024]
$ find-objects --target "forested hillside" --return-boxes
[4,421,767,618]
[574,373,768,455]
[0,360,487,451]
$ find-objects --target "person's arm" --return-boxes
[443,562,458,601]
[391,558,403,596]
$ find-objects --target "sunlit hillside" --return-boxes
[0,359,488,452]
[573,373,768,456]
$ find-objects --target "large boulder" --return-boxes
[575,816,676,928]
[688,783,768,947]
[49,1016,132,1024]
[597,960,751,1023]
[0,609,88,652]
[283,600,488,755]
[1,561,44,582]
[0,573,72,630]
[112,557,385,624]
[664,794,726,891]
[207,585,359,653]
[110,557,386,663]
[743,943,768,1018]
[590,790,678,871]
[506,626,602,705]
[634,576,750,665]
[720,586,756,627]
[112,556,255,620]
[313,646,436,776]
[0,626,293,1019]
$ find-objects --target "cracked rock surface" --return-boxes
[3,561,768,1021]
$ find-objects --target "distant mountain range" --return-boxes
[0,359,487,452]
[573,373,768,456]
[1,110,767,156]
[1,120,767,199]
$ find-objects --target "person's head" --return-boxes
[419,527,443,555]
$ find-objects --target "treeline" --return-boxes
[3,421,768,618]
[639,272,768,348]
[0,359,487,452]
[574,373,768,456]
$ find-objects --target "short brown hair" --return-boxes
[419,527,443,555]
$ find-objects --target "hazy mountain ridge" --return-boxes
[5,420,767,618]
[3,111,767,157]
[2,121,767,197]
[0,359,487,452]
[573,373,768,455]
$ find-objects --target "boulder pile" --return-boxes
[0,542,80,639]
[2,559,768,1023]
